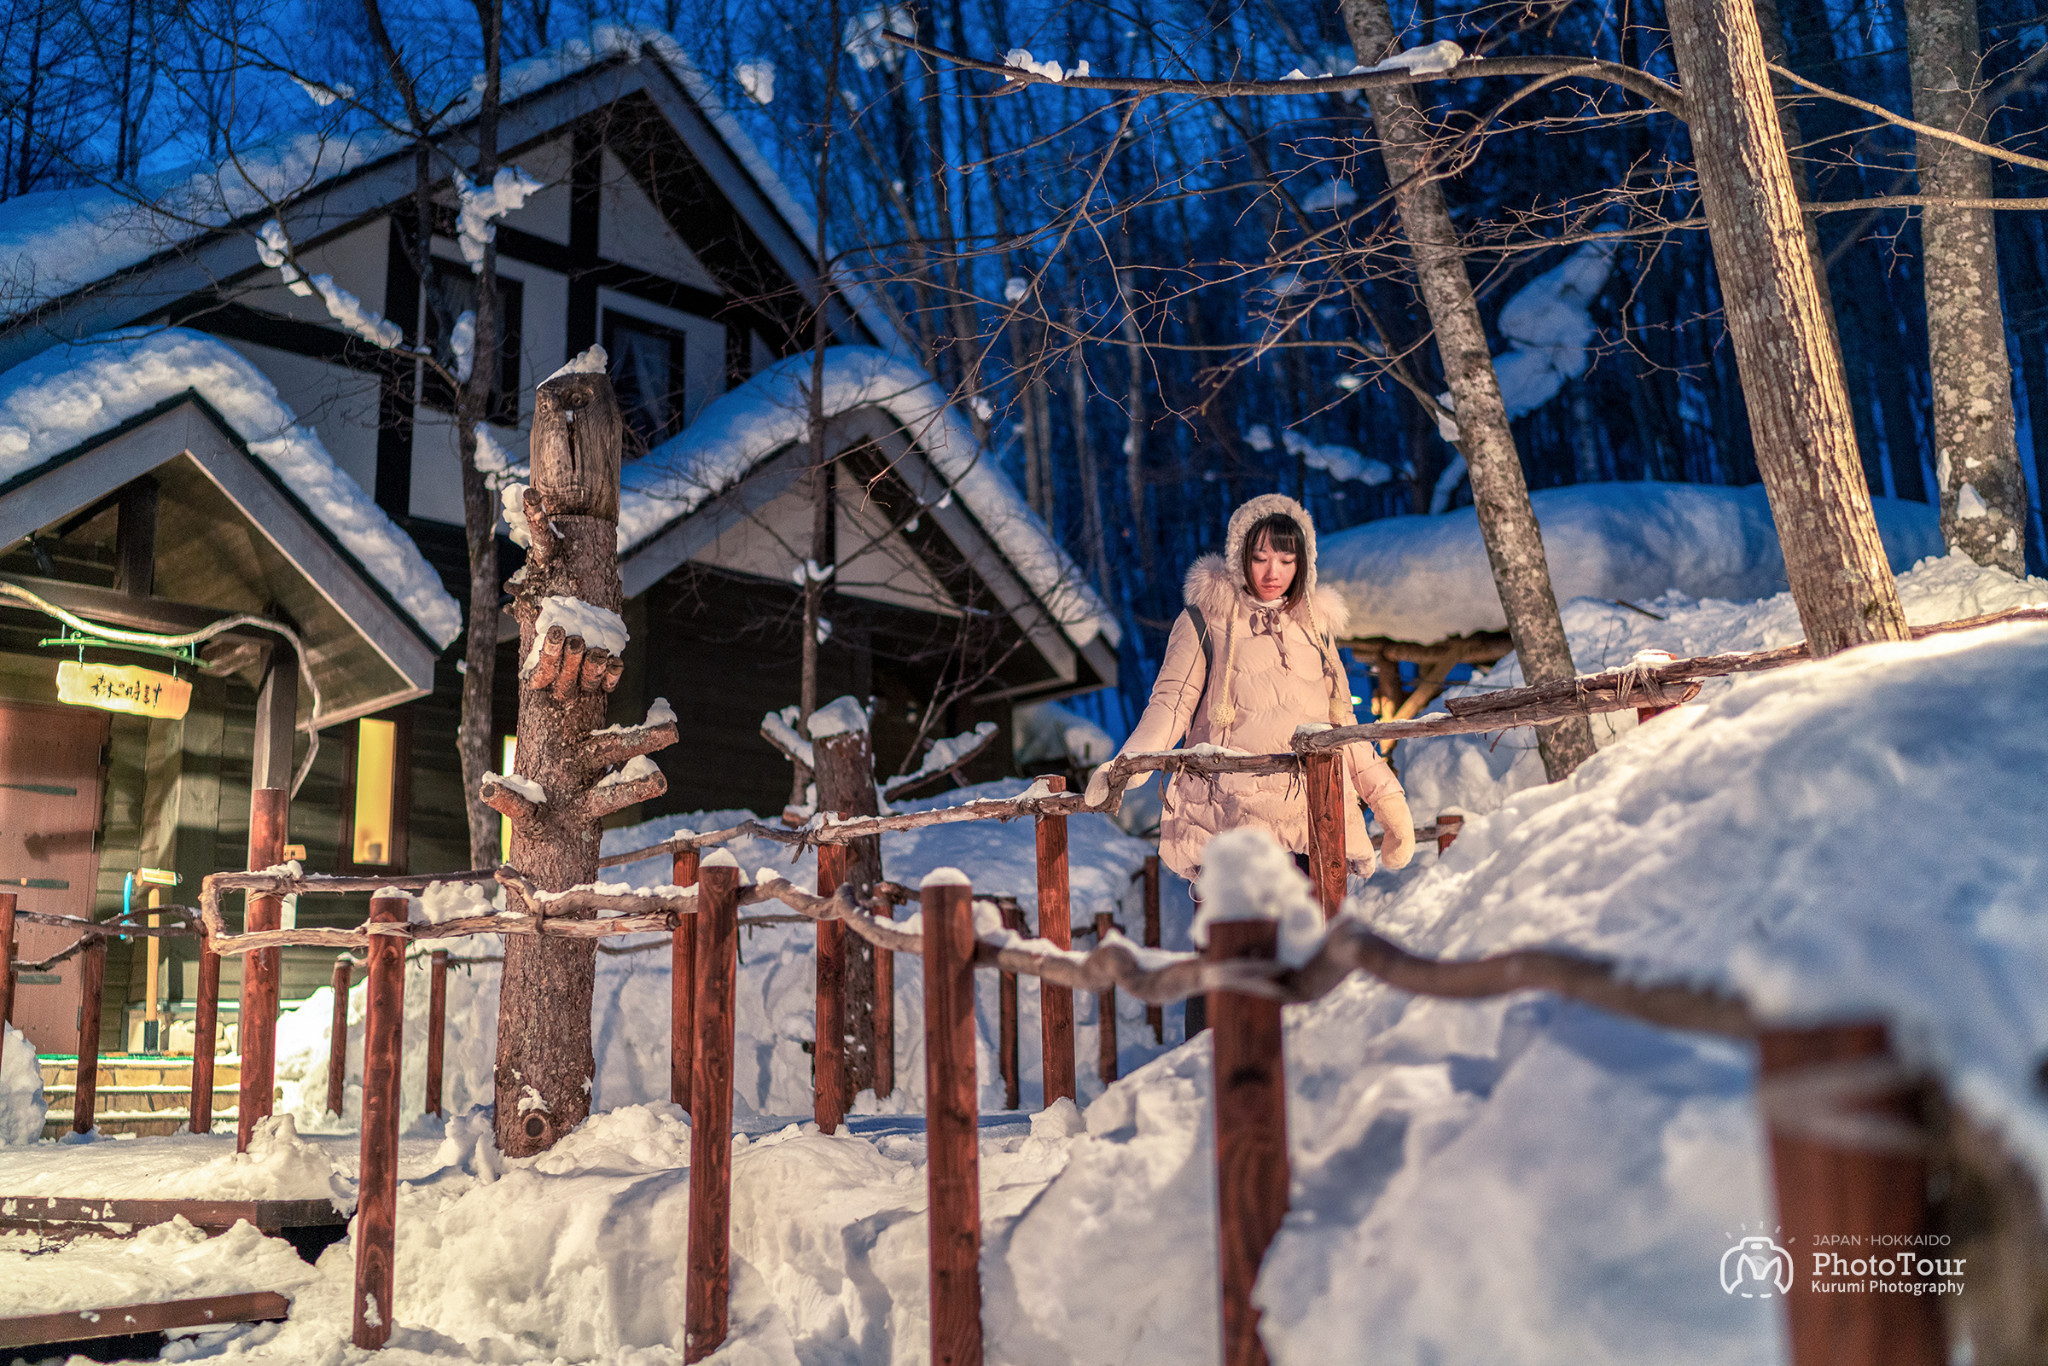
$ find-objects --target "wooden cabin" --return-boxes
[0,37,1114,1065]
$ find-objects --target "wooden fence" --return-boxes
[14,615,2035,1364]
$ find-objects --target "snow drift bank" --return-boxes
[278,780,1167,1131]
[1320,482,1943,644]
[0,1024,43,1145]
[1003,612,2048,1365]
[1398,549,2048,820]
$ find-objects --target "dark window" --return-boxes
[604,312,689,459]
[422,260,522,424]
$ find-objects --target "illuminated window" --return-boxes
[352,718,398,865]
[500,735,517,862]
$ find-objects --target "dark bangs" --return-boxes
[1240,513,1306,606]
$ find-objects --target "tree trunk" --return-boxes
[1340,0,1596,780]
[1066,316,1111,596]
[812,715,880,1097]
[1663,0,1910,655]
[491,370,671,1156]
[457,1,507,871]
[1906,0,2027,574]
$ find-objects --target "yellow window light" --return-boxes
[500,735,517,863]
[352,718,398,866]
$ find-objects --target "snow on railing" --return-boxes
[30,608,2041,1365]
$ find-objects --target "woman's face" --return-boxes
[1247,537,1298,603]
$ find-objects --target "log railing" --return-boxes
[29,617,2027,1365]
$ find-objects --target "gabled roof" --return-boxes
[619,346,1120,663]
[0,328,459,654]
[0,26,887,360]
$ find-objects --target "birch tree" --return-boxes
[1338,0,1597,782]
[1661,0,1908,654]
[1905,0,2028,575]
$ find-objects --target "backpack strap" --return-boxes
[1183,605,1214,719]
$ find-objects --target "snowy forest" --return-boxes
[1,0,2048,1364]
[2,0,2046,720]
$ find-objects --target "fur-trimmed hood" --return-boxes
[1182,493,1351,637]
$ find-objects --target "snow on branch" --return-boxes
[453,166,545,272]
[585,698,679,773]
[882,721,1001,801]
[760,706,815,769]
[480,770,545,831]
[255,220,405,349]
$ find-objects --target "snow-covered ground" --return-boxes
[1397,549,2048,821]
[3,562,2044,1364]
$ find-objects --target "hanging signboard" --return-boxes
[56,660,192,720]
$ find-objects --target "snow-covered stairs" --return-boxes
[38,1057,240,1139]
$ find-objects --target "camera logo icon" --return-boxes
[1721,1235,1793,1298]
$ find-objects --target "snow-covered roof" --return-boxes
[0,328,461,646]
[1320,481,1944,642]
[0,26,894,342]
[619,346,1120,650]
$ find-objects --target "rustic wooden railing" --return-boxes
[16,614,2038,1363]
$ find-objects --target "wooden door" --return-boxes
[0,701,108,1055]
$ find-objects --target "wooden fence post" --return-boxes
[425,950,449,1119]
[1142,856,1162,1044]
[238,787,288,1152]
[1036,775,1075,1106]
[0,893,13,1075]
[1301,751,1345,920]
[685,856,740,1363]
[921,869,983,1366]
[325,956,351,1118]
[1759,1023,1944,1366]
[189,947,220,1133]
[998,903,1022,1111]
[814,839,847,1134]
[353,894,406,1351]
[1435,812,1464,854]
[73,936,105,1135]
[670,846,699,1112]
[1095,912,1119,1085]
[872,889,895,1101]
[1209,919,1289,1366]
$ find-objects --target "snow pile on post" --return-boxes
[617,346,1119,650]
[0,1023,44,1145]
[0,328,462,645]
[1191,828,1326,967]
[1320,481,1943,643]
[804,694,870,740]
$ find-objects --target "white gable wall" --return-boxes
[597,148,723,295]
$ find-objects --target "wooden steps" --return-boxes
[0,1290,291,1351]
[38,1056,242,1138]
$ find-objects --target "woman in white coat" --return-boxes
[1085,493,1414,880]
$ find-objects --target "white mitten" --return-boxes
[1372,790,1415,871]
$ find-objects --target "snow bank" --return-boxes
[0,1216,323,1319]
[1399,548,2048,820]
[1005,613,2048,1365]
[0,1024,43,1146]
[1012,698,1115,769]
[620,346,1119,651]
[0,328,461,645]
[1321,481,1943,643]
[276,781,1164,1132]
